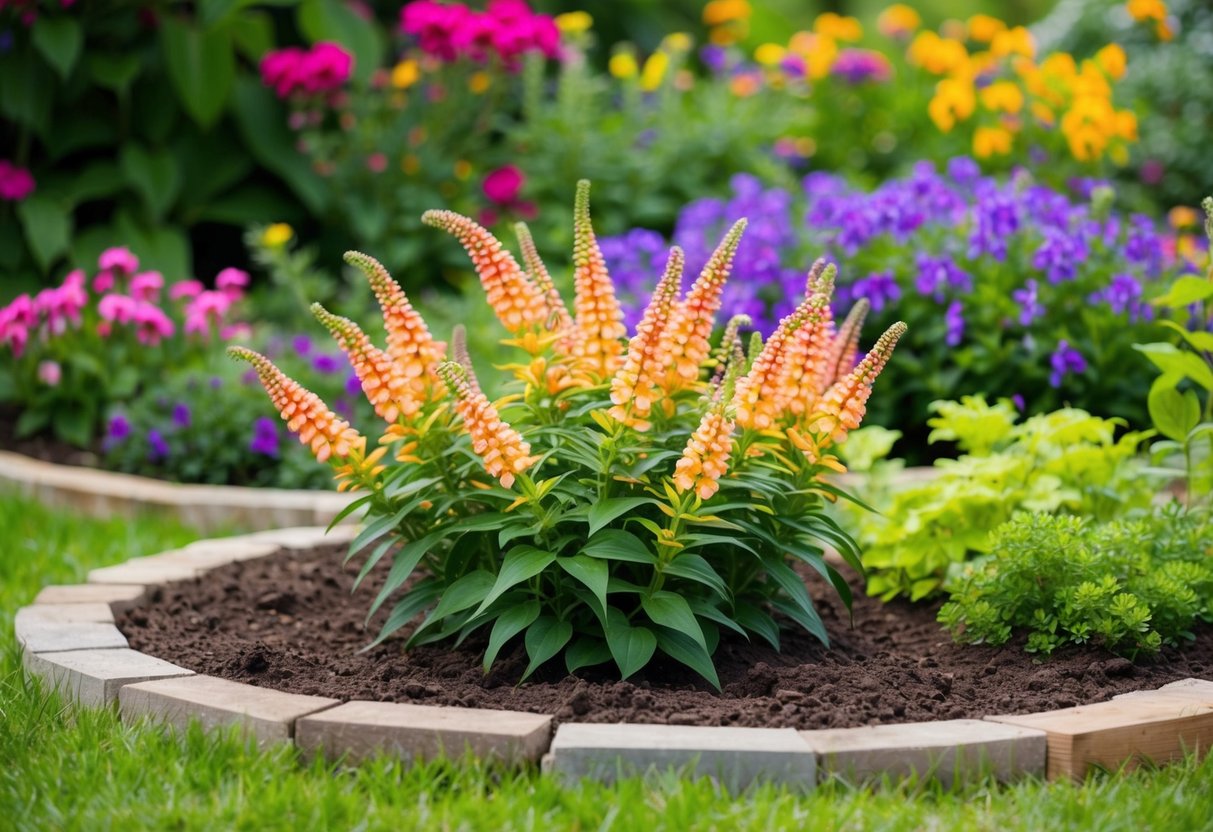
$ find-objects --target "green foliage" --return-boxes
[938,509,1213,658]
[856,396,1152,602]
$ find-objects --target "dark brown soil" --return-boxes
[0,407,98,467]
[118,544,1213,729]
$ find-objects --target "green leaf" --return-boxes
[1159,321,1213,354]
[159,17,236,128]
[15,408,50,439]
[232,10,275,61]
[474,546,556,616]
[367,525,459,616]
[687,597,748,639]
[557,555,609,612]
[1152,275,1213,308]
[1148,379,1201,443]
[588,497,654,535]
[87,52,142,94]
[0,45,53,135]
[764,557,829,646]
[368,581,441,648]
[482,601,541,672]
[661,554,729,601]
[581,528,657,564]
[654,626,721,691]
[16,196,71,272]
[32,17,83,79]
[641,591,708,654]
[1135,343,1213,392]
[120,145,181,220]
[604,607,657,679]
[521,616,573,680]
[230,78,327,214]
[297,0,383,84]
[565,637,613,674]
[412,571,496,642]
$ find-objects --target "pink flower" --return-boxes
[366,152,388,173]
[133,302,175,345]
[98,293,138,324]
[261,47,308,98]
[219,322,253,341]
[37,360,61,386]
[2,294,36,329]
[483,165,524,204]
[98,246,139,276]
[260,42,353,99]
[0,160,35,202]
[169,280,204,301]
[0,295,33,357]
[129,271,164,302]
[93,270,116,293]
[215,267,250,301]
[401,0,473,61]
[184,290,233,335]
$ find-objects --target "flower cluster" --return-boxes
[233,182,907,686]
[260,42,353,100]
[0,159,35,202]
[400,0,560,66]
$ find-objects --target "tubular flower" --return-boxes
[436,362,537,489]
[608,247,685,430]
[658,219,747,388]
[732,295,820,431]
[810,322,908,445]
[345,251,446,383]
[567,181,627,378]
[450,324,484,397]
[229,347,364,464]
[780,268,837,418]
[825,297,870,383]
[312,303,418,423]
[514,222,573,337]
[673,405,735,501]
[421,211,549,333]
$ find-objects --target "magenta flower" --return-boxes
[98,293,138,324]
[133,302,175,345]
[400,0,560,65]
[483,165,524,205]
[129,271,164,302]
[98,246,139,276]
[169,280,204,301]
[0,160,35,201]
[260,42,353,99]
[184,290,232,335]
[215,267,250,296]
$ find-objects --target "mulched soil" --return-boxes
[118,544,1213,730]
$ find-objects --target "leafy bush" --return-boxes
[938,509,1213,657]
[854,396,1153,602]
[230,182,908,686]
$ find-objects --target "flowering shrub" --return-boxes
[0,247,247,445]
[260,42,354,100]
[602,163,1198,453]
[400,0,560,66]
[232,183,907,685]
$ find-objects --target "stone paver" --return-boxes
[296,701,552,764]
[545,723,815,790]
[169,539,280,570]
[15,617,128,653]
[15,603,115,625]
[88,554,200,585]
[34,583,146,610]
[23,648,194,708]
[801,719,1047,785]
[245,525,359,549]
[119,675,339,746]
[1114,678,1213,700]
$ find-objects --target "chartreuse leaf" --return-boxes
[1148,378,1201,442]
[482,601,541,672]
[521,616,573,680]
[557,555,609,612]
[604,607,657,679]
[641,591,708,654]
[1135,343,1213,391]
[588,498,655,535]
[475,546,556,616]
[565,637,612,673]
[581,528,657,564]
[1159,321,1213,353]
[1152,275,1213,308]
[654,626,721,691]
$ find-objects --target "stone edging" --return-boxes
[16,527,1213,788]
[0,450,356,533]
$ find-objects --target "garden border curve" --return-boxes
[15,525,1213,789]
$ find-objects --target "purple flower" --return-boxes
[850,271,902,313]
[831,49,890,84]
[147,429,170,461]
[1011,393,1025,412]
[1032,227,1088,284]
[1012,280,1046,327]
[699,44,732,73]
[915,254,972,301]
[103,414,131,451]
[311,353,342,374]
[292,334,313,356]
[209,376,223,390]
[171,403,191,428]
[945,301,965,347]
[946,156,981,185]
[345,373,362,398]
[1049,340,1087,388]
[1089,273,1143,316]
[248,416,280,458]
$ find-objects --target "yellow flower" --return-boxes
[973,125,1014,158]
[703,0,750,26]
[980,80,1024,114]
[877,4,920,39]
[1114,109,1138,141]
[468,71,491,94]
[754,43,786,67]
[907,32,969,75]
[1169,206,1200,229]
[967,14,1005,43]
[1127,0,1167,22]
[663,32,693,52]
[554,11,592,34]
[1031,101,1056,126]
[927,77,976,132]
[990,26,1034,59]
[261,223,293,249]
[814,12,862,42]
[1094,43,1127,80]
[789,31,838,80]
[391,59,420,90]
[640,51,670,92]
[609,51,638,79]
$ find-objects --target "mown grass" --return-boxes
[2,491,1211,831]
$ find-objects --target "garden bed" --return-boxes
[118,543,1213,730]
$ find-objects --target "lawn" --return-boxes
[2,491,1211,831]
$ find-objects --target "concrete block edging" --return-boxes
[12,525,1213,788]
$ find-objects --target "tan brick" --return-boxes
[15,603,115,625]
[23,648,194,708]
[88,554,200,585]
[34,583,147,611]
[15,618,128,654]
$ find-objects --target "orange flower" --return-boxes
[825,297,869,384]
[608,247,684,431]
[567,180,627,379]
[658,219,747,389]
[877,4,920,39]
[229,347,364,464]
[673,408,735,500]
[436,362,537,489]
[928,77,976,132]
[345,251,446,384]
[421,211,549,333]
[810,322,907,444]
[514,221,573,338]
[312,303,420,423]
[782,270,839,418]
[733,292,826,431]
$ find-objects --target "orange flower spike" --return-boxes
[826,297,870,384]
[344,251,446,382]
[514,222,573,337]
[608,246,685,430]
[421,210,549,334]
[659,219,747,387]
[435,361,537,489]
[781,265,837,417]
[569,180,627,377]
[312,303,418,424]
[732,291,825,430]
[673,409,736,500]
[812,321,908,444]
[228,347,364,464]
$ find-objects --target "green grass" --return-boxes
[2,492,1212,831]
